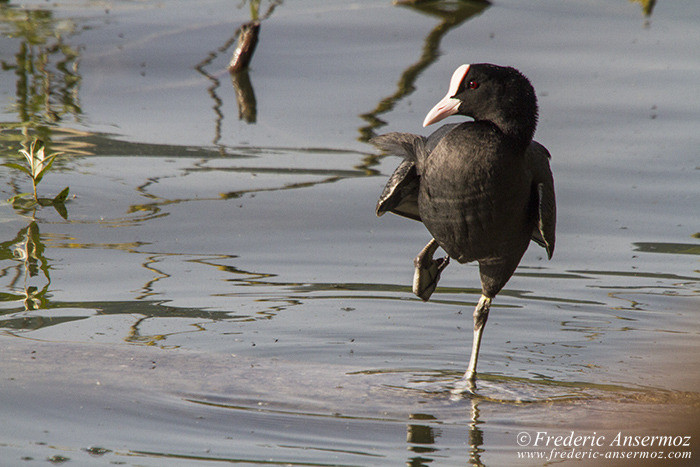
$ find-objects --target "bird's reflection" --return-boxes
[407,413,438,446]
[358,0,490,142]
[405,397,485,466]
[407,413,438,465]
[466,397,485,466]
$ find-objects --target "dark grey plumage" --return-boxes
[374,132,555,296]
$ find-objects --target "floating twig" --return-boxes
[228,21,260,73]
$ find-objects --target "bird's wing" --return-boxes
[371,133,427,220]
[375,159,421,220]
[526,141,556,259]
[371,126,463,220]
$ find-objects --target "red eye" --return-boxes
[468,81,479,90]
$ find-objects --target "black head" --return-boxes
[423,63,539,145]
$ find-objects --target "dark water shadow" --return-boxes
[570,268,699,283]
[633,241,700,256]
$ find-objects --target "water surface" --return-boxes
[1,0,698,465]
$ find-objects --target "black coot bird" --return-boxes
[371,64,556,388]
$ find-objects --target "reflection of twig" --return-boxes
[230,70,257,123]
[195,39,234,151]
[134,254,171,301]
[358,1,489,142]
[194,25,256,145]
[195,0,283,147]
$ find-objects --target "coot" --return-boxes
[372,63,556,389]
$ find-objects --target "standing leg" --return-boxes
[412,238,450,301]
[453,295,492,394]
[464,295,491,381]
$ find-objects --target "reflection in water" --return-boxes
[0,133,695,358]
[0,4,83,233]
[195,36,236,153]
[0,221,51,310]
[358,0,490,142]
[466,399,485,467]
[0,137,385,338]
[126,315,208,347]
[633,241,700,255]
[195,1,282,148]
[0,4,82,151]
[230,69,257,123]
[406,413,439,466]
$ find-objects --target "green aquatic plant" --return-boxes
[630,0,656,17]
[5,138,70,217]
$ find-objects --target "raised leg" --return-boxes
[453,295,492,393]
[412,238,450,301]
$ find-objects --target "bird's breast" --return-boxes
[418,146,533,263]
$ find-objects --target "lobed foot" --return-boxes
[450,377,477,396]
[412,239,450,301]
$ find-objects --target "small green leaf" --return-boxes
[32,146,46,176]
[11,196,37,210]
[3,162,32,176]
[7,193,33,204]
[19,149,33,167]
[37,197,54,207]
[53,201,68,219]
[33,153,59,185]
[53,186,70,203]
[31,139,45,153]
